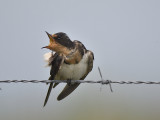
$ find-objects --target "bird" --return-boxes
[42,31,94,107]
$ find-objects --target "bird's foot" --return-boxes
[67,79,72,86]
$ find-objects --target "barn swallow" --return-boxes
[42,32,94,106]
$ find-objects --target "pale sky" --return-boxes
[0,0,160,120]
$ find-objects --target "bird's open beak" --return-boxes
[41,31,56,50]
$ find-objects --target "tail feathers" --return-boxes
[57,83,80,101]
[43,83,53,107]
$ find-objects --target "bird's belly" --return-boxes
[55,59,88,80]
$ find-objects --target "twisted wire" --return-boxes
[0,80,160,84]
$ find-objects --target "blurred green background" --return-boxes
[0,0,160,120]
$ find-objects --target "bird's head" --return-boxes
[42,32,74,55]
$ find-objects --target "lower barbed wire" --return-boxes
[0,80,160,84]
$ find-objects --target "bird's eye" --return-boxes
[54,34,61,40]
[53,35,60,40]
[57,36,61,40]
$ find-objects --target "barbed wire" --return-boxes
[0,80,159,92]
[0,79,160,84]
[0,68,159,89]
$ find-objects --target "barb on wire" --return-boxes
[98,67,103,80]
[98,67,113,92]
[98,67,103,91]
[0,80,160,84]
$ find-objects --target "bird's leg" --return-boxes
[67,79,72,86]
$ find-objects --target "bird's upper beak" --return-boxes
[42,31,70,55]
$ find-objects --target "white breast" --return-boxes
[55,53,89,80]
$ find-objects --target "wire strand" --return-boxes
[0,80,160,84]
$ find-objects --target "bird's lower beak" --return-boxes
[41,46,51,49]
[41,46,47,49]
